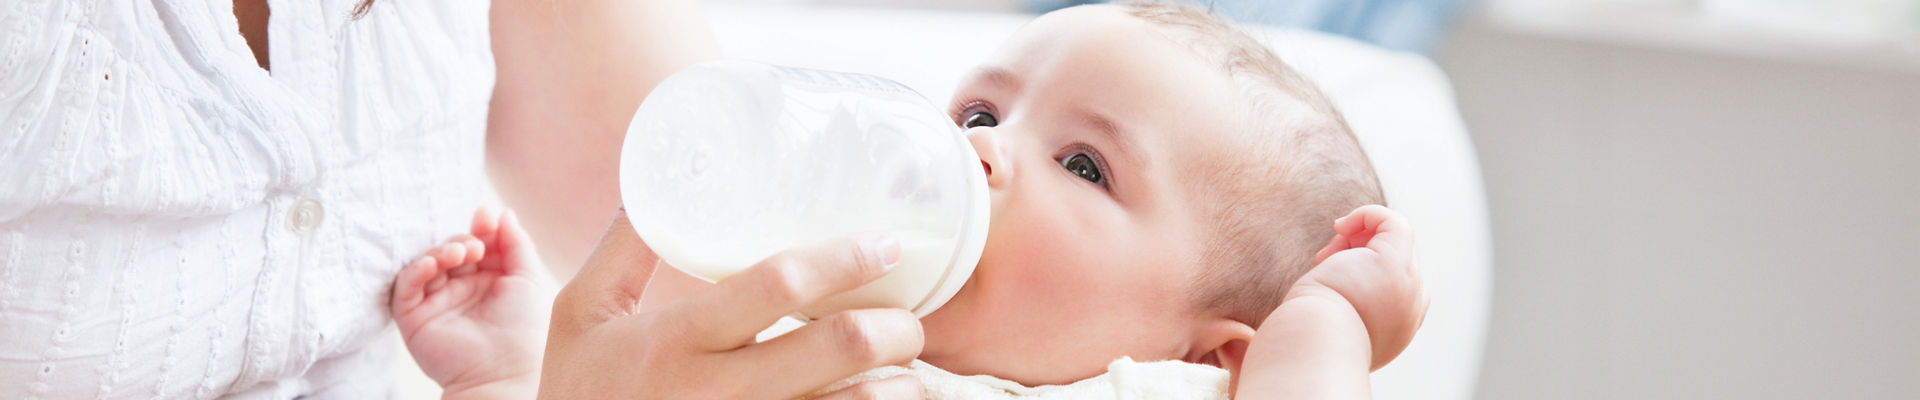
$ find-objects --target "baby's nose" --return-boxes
[965,129,1009,189]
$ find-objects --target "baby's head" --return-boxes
[916,2,1384,385]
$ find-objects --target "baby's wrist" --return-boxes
[1281,284,1369,340]
[1285,279,1350,306]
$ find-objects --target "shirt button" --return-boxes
[289,197,323,234]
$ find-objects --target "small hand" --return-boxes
[391,208,557,397]
[1291,205,1427,370]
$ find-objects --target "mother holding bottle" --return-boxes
[0,0,924,398]
[495,0,938,393]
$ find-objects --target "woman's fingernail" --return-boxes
[868,235,902,269]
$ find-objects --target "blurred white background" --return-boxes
[699,0,1920,398]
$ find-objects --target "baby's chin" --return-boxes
[916,317,1114,386]
[916,308,1026,383]
[924,352,1121,387]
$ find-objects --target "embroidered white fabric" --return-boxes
[0,0,493,398]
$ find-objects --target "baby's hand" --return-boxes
[392,208,556,398]
[1291,205,1427,370]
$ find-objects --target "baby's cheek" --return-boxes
[980,233,1057,293]
[995,232,1107,300]
[976,196,1114,308]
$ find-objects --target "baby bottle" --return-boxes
[619,60,989,319]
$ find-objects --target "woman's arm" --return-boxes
[486,0,721,280]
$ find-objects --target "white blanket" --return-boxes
[810,358,1231,400]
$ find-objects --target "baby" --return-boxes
[391,2,1422,398]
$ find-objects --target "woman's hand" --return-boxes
[539,211,928,399]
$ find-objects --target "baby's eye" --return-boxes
[1061,153,1103,184]
[963,111,998,128]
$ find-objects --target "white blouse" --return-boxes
[0,0,493,398]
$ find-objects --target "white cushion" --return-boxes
[707,5,1491,400]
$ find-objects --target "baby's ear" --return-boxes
[1187,317,1257,377]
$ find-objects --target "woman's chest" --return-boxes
[0,0,494,396]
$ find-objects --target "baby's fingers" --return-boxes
[1313,204,1393,264]
[392,256,441,312]
[469,207,504,244]
[435,236,485,279]
[1336,205,1414,263]
[1312,231,1351,265]
[495,210,541,276]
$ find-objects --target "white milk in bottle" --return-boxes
[619,60,989,318]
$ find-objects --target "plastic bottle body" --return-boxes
[620,60,988,318]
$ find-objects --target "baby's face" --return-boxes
[918,5,1272,385]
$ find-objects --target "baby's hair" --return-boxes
[1116,1,1385,327]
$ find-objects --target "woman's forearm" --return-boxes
[486,0,721,279]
